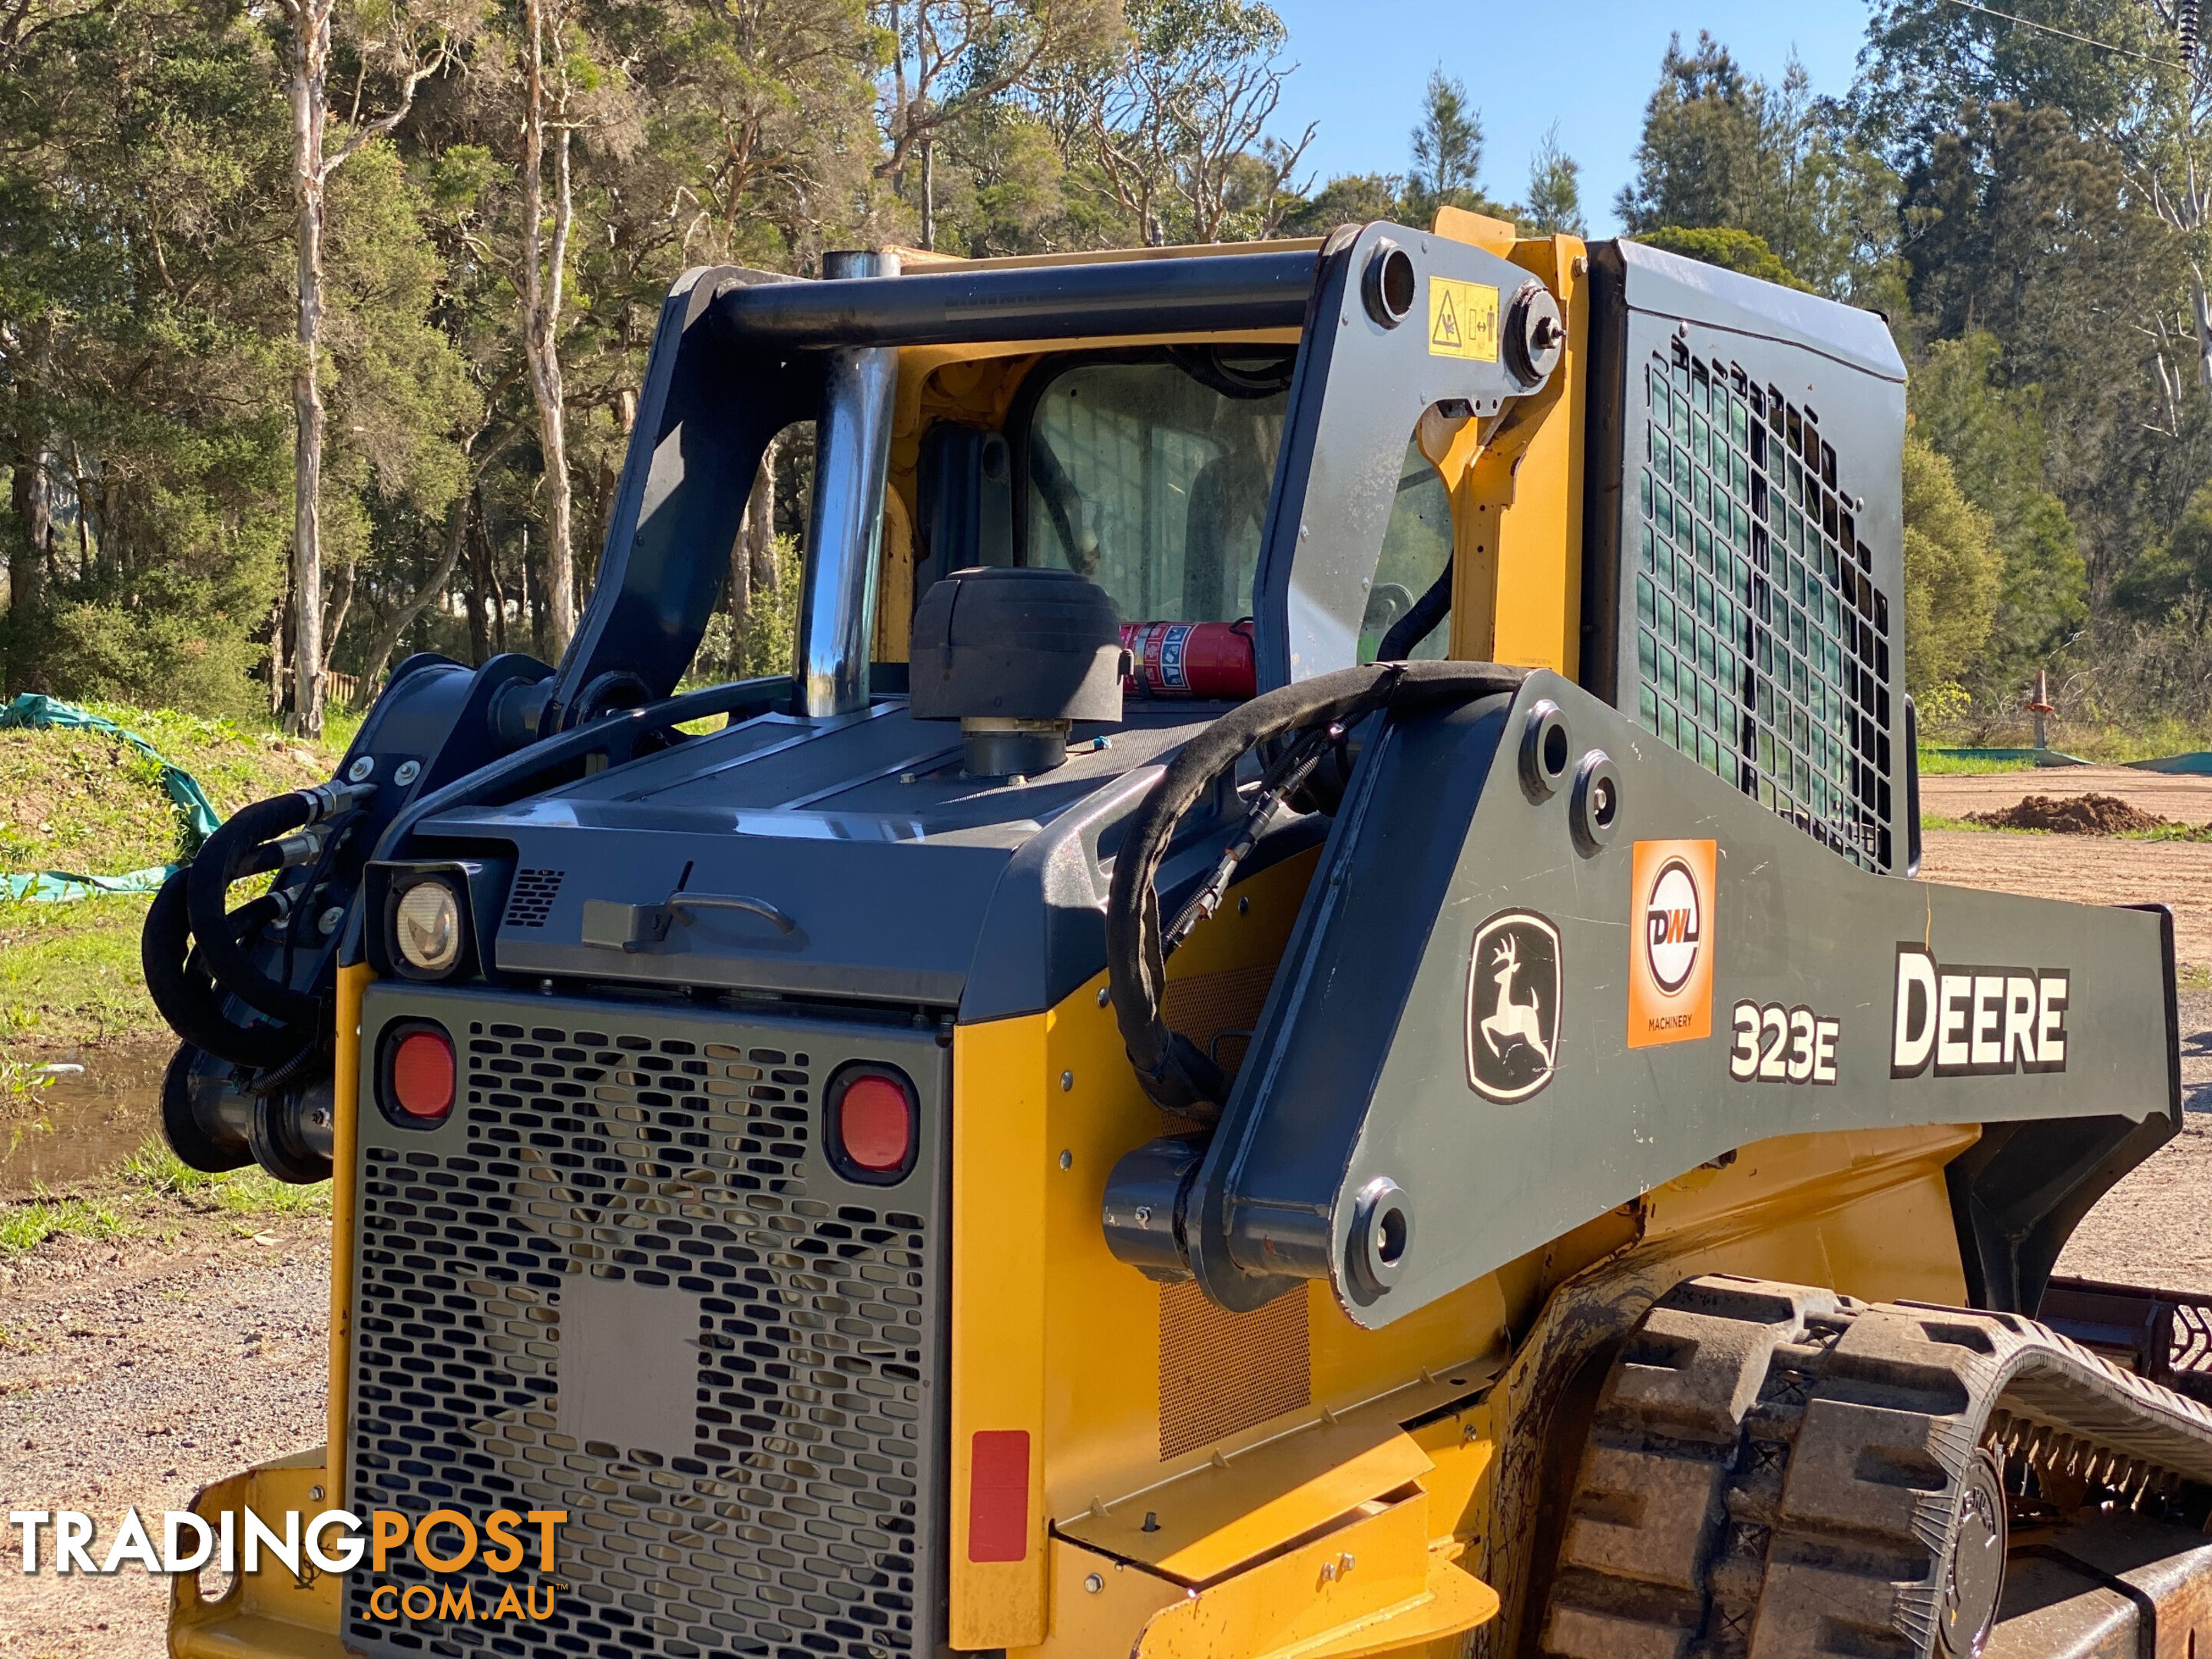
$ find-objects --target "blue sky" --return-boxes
[1263,2,1878,235]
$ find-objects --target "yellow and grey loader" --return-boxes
[145,212,2212,1659]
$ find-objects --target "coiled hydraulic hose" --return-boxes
[183,781,367,1028]
[141,780,370,1071]
[142,871,309,1070]
[185,793,319,1025]
[1104,659,1526,1118]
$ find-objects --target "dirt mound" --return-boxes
[1968,793,2170,835]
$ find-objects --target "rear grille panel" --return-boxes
[348,987,949,1659]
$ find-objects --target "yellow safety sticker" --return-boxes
[1427,276,1499,362]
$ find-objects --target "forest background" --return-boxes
[3,0,2210,740]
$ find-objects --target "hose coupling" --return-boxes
[270,826,329,869]
[300,780,376,823]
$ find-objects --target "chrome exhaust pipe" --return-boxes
[795,249,900,718]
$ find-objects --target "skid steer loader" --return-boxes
[147,210,2212,1659]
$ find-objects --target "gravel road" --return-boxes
[0,1212,329,1657]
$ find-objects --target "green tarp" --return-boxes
[0,694,224,902]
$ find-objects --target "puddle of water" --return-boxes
[1,1038,174,1197]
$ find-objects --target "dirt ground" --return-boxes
[1918,767,2212,965]
[1918,830,2212,965]
[2055,988,2212,1292]
[0,1210,329,1657]
[1911,771,2212,1280]
[1922,764,2212,825]
[1916,772,2212,1283]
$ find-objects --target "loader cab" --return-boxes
[545,221,1569,745]
[906,341,1454,661]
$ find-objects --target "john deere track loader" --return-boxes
[147,211,2212,1659]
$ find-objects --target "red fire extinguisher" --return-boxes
[1121,619,1258,700]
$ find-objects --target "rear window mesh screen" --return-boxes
[1633,349,1894,870]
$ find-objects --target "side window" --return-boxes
[1361,440,1452,661]
[1023,359,1287,624]
[693,422,810,685]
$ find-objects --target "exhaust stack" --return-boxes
[794,248,900,718]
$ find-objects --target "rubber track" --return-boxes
[1538,1273,2212,1659]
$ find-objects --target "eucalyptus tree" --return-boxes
[270,0,469,730]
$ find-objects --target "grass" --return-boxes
[2129,822,2212,843]
[0,1190,124,1255]
[0,700,354,1056]
[115,1140,331,1219]
[0,896,163,1051]
[1920,811,1997,833]
[0,1138,330,1260]
[1921,714,2212,767]
[1916,750,2037,775]
[1920,810,2212,841]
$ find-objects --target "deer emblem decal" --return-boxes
[1465,910,1561,1102]
[1480,935,1553,1066]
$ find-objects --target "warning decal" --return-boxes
[1427,276,1498,362]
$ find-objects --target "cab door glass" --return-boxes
[1023,358,1288,624]
[1361,440,1452,662]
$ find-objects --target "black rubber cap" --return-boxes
[909,567,1124,723]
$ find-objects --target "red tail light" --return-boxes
[828,1067,916,1182]
[389,1028,455,1121]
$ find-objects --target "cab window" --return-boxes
[1021,352,1291,622]
[1363,442,1452,661]
[1016,351,1457,657]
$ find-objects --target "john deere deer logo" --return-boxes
[1465,911,1561,1102]
[1481,935,1554,1067]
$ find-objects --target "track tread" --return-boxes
[1538,1274,2212,1659]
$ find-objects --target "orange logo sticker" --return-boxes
[1628,839,1715,1048]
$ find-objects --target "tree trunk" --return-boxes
[519,0,577,655]
[325,555,356,672]
[524,522,546,659]
[921,134,935,250]
[486,503,510,654]
[286,0,333,735]
[727,492,755,639]
[2190,264,2212,400]
[267,586,292,715]
[747,435,780,596]
[68,448,91,576]
[8,442,50,691]
[466,495,492,664]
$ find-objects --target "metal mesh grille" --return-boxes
[502,869,564,927]
[1632,348,1895,869]
[347,1008,939,1659]
[1161,962,1278,1091]
[1157,1278,1308,1460]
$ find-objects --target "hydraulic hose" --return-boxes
[143,870,311,1070]
[1104,659,1526,1118]
[1377,555,1453,661]
[184,784,363,1026]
